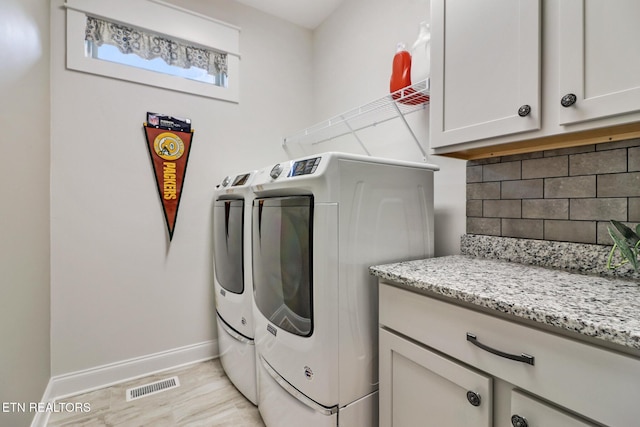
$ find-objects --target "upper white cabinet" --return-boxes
[431,0,640,158]
[430,0,541,149]
[558,0,640,125]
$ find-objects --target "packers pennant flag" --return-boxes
[144,118,193,241]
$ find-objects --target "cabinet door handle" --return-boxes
[466,333,535,365]
[518,105,531,117]
[466,390,482,407]
[561,93,577,107]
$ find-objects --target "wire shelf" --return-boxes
[283,79,430,157]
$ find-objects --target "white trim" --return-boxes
[65,0,241,32]
[64,0,240,55]
[31,380,55,427]
[31,340,217,427]
[65,0,240,102]
[146,0,241,32]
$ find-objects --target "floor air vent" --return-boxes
[126,376,180,401]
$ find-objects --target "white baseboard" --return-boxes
[31,340,218,427]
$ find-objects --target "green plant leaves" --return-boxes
[607,220,640,272]
[610,219,640,245]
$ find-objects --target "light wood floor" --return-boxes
[46,359,265,426]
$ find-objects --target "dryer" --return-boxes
[250,152,438,426]
[213,170,258,405]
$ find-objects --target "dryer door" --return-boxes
[252,196,313,337]
[213,199,244,294]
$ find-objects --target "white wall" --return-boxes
[310,0,466,256]
[0,0,51,425]
[49,0,313,377]
[28,0,463,406]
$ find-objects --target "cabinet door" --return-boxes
[430,0,541,149]
[558,0,640,125]
[510,389,597,427]
[379,328,492,427]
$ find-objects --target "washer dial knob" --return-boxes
[270,164,283,179]
[221,176,231,187]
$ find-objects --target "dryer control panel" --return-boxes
[289,157,321,177]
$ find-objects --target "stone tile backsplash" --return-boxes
[466,138,640,245]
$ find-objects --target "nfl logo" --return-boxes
[149,115,159,126]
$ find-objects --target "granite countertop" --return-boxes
[370,254,640,352]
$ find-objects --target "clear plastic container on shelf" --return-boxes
[410,21,431,84]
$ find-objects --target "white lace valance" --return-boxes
[85,16,228,76]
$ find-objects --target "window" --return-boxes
[86,42,228,86]
[65,0,240,102]
[84,16,228,87]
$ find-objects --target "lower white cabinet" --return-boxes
[378,281,639,427]
[380,328,492,426]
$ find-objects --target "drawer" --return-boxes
[510,389,596,427]
[379,282,640,427]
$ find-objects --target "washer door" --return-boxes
[252,196,313,337]
[213,199,244,294]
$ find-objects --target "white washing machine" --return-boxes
[250,152,438,426]
[213,171,258,405]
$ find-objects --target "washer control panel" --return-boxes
[289,157,321,177]
[231,173,250,186]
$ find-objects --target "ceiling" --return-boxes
[233,0,345,29]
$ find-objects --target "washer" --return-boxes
[250,152,438,426]
[213,170,258,405]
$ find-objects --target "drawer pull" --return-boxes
[466,333,535,365]
[511,414,528,427]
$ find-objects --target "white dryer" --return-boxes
[250,152,438,427]
[213,171,258,405]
